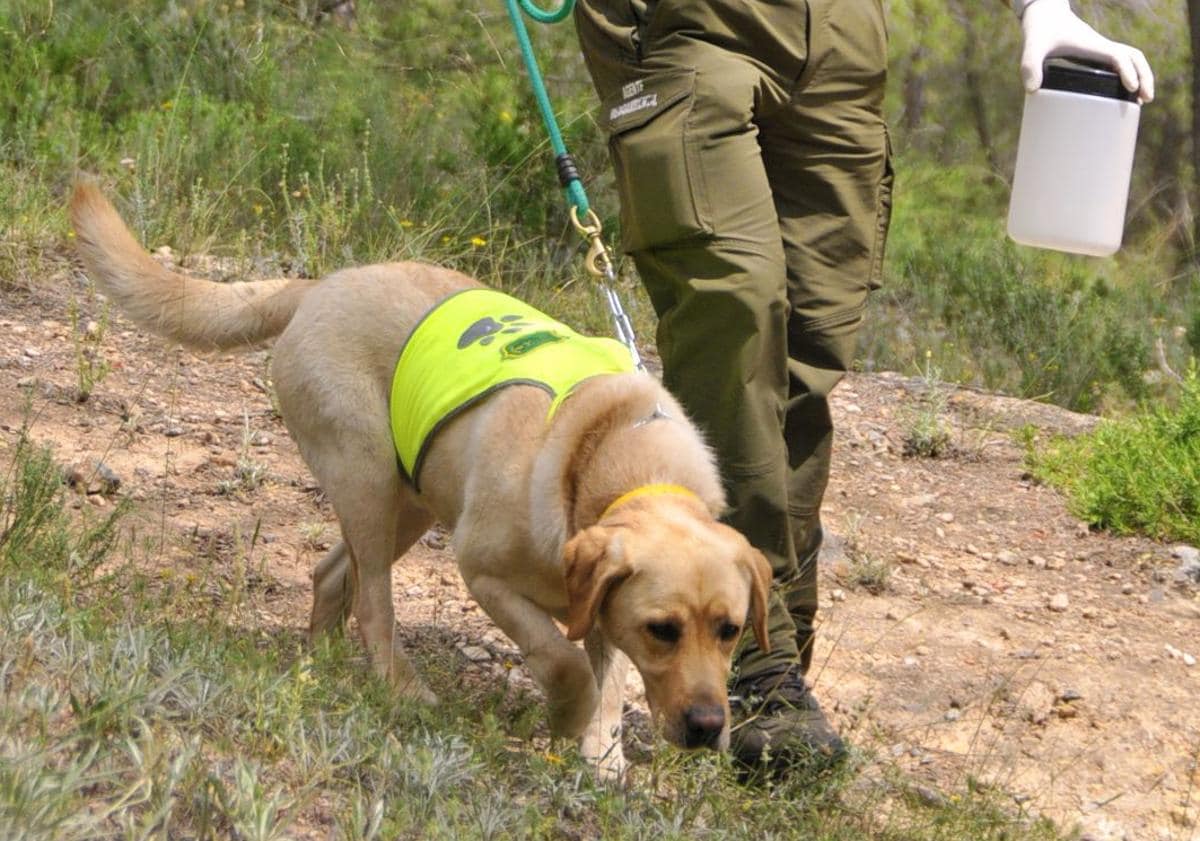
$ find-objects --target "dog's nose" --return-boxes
[683,704,726,749]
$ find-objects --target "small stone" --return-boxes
[423,530,448,551]
[936,511,955,523]
[1121,583,1134,595]
[89,462,122,496]
[458,644,491,663]
[1055,705,1078,719]
[1172,545,1200,586]
[915,645,931,656]
[996,550,1020,566]
[22,347,40,358]
[1029,555,1047,569]
[944,708,961,722]
[1022,681,1055,725]
[914,785,948,808]
[16,376,36,389]
[164,426,185,438]
[830,588,846,602]
[1059,688,1083,702]
[1185,653,1197,667]
[1048,592,1070,612]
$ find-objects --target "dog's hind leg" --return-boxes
[310,540,352,637]
[304,447,436,703]
[309,503,433,640]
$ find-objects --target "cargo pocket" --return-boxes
[868,125,894,290]
[601,68,711,253]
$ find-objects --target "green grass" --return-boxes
[1025,365,1200,544]
[0,431,1065,839]
[0,3,1191,835]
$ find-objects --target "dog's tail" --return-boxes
[69,181,316,351]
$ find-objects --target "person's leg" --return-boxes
[575,2,858,774]
[759,0,893,673]
[573,0,810,678]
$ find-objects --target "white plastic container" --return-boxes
[1007,59,1141,257]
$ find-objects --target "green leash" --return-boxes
[503,0,644,371]
[502,0,587,216]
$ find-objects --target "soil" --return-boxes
[1,258,1197,841]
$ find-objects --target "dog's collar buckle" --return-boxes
[632,403,672,428]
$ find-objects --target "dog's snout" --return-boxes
[683,704,726,749]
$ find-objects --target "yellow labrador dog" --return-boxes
[69,182,771,778]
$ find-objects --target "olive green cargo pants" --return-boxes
[575,0,892,675]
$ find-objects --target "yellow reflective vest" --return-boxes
[390,288,634,487]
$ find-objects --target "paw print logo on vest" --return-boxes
[457,314,529,349]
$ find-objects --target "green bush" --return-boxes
[1028,365,1200,543]
[867,159,1195,412]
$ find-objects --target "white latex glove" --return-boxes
[1020,0,1154,102]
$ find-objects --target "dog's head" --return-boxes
[563,498,771,750]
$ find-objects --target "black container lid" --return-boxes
[1041,58,1139,102]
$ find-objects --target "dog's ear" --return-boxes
[739,547,773,653]
[563,526,632,641]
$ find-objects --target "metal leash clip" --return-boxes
[570,206,614,279]
[570,206,643,371]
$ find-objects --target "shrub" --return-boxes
[1028,365,1200,543]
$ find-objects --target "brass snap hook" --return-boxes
[570,206,614,279]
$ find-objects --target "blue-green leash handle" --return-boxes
[502,0,588,218]
[515,0,574,26]
[504,0,644,371]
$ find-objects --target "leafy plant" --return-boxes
[1028,364,1200,543]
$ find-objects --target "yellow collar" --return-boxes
[600,483,700,520]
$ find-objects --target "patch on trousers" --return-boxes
[610,91,658,122]
[600,69,695,135]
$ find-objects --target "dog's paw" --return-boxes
[580,725,627,784]
[388,657,439,705]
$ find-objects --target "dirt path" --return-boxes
[1,268,1197,840]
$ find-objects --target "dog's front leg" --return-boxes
[467,575,599,738]
[582,631,628,782]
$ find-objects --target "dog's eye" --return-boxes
[646,621,681,644]
[717,621,741,642]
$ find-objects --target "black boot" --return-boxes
[729,662,846,778]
